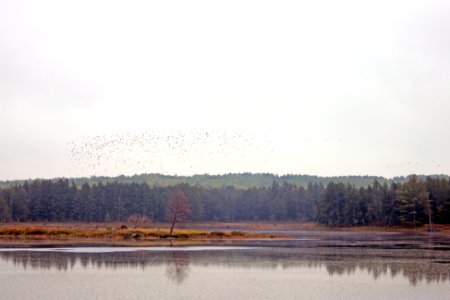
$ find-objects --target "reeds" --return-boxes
[0,226,268,239]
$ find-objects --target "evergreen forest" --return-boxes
[1,174,450,227]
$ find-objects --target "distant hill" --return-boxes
[0,173,449,189]
[2,173,448,189]
[69,173,389,189]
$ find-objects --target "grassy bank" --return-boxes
[0,221,447,241]
[0,225,279,240]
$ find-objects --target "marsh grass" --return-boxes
[0,226,269,240]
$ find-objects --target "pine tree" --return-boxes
[0,194,11,221]
[426,177,450,224]
[396,175,429,228]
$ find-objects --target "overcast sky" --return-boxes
[1,0,450,180]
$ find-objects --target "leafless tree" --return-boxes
[127,214,150,228]
[165,252,190,284]
[166,191,191,236]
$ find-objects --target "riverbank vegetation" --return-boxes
[0,226,266,239]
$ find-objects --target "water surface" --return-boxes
[1,233,449,299]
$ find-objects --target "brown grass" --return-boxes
[0,226,282,240]
[1,221,443,240]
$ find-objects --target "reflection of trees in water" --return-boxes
[0,249,449,286]
[0,251,77,271]
[165,252,190,284]
[324,259,450,285]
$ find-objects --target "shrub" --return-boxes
[173,233,189,238]
[230,231,246,236]
[210,231,228,237]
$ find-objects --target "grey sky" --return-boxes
[1,0,450,180]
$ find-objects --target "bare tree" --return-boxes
[127,214,150,228]
[165,252,190,284]
[166,191,191,236]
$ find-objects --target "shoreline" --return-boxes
[1,221,448,232]
[1,221,448,248]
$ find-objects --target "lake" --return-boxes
[0,231,449,299]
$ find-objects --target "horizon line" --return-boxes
[1,172,449,183]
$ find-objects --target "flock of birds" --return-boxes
[67,130,275,176]
[386,162,443,173]
[66,130,441,177]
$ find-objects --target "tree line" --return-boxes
[0,173,395,190]
[0,175,449,226]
